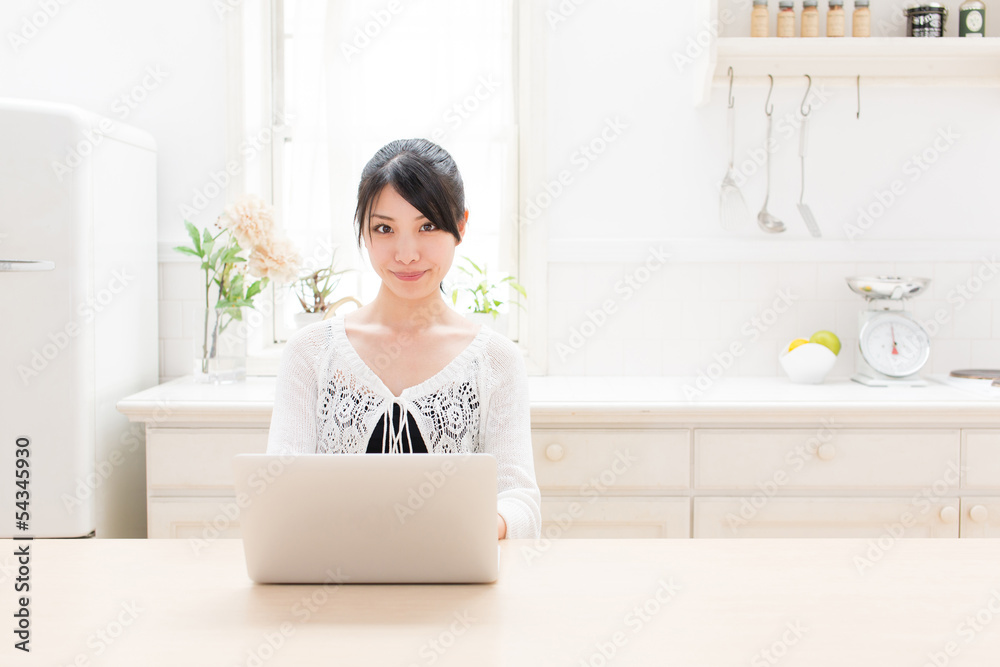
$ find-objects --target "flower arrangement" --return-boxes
[174,195,301,379]
[449,256,527,320]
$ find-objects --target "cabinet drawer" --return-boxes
[693,497,960,538]
[147,497,243,540]
[532,429,689,493]
[146,427,269,494]
[959,497,1000,538]
[962,430,1000,489]
[695,428,960,490]
[540,497,690,539]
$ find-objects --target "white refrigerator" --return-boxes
[0,98,158,538]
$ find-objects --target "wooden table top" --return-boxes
[2,537,1000,666]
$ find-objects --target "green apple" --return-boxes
[809,330,841,356]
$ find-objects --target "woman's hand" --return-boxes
[497,513,507,540]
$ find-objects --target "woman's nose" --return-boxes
[394,234,420,263]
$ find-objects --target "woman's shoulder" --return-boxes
[282,316,339,363]
[477,325,526,377]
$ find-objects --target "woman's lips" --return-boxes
[393,271,426,281]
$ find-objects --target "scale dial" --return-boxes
[859,313,930,378]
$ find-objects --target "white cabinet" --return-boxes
[695,428,960,490]
[541,498,690,539]
[120,376,1000,540]
[533,428,691,538]
[959,431,1000,537]
[145,427,268,538]
[532,429,690,493]
[959,498,1000,538]
[694,497,960,538]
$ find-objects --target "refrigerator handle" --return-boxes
[0,259,55,271]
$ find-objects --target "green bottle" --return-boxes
[959,0,986,37]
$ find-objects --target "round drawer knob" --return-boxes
[545,443,564,462]
[970,505,989,523]
[939,506,959,524]
[816,443,836,461]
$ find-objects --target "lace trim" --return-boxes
[316,318,487,455]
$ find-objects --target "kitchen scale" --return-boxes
[845,276,932,387]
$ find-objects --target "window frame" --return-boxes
[227,0,548,375]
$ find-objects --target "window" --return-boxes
[233,0,529,371]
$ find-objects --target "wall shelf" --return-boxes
[696,36,1000,106]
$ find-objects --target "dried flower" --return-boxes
[249,236,302,285]
[218,194,275,250]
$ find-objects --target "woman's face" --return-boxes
[363,184,466,298]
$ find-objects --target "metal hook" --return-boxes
[800,74,812,117]
[856,75,861,120]
[764,74,774,117]
[727,67,735,109]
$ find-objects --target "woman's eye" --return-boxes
[422,223,437,231]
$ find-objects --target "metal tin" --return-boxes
[905,3,948,37]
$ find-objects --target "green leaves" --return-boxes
[451,256,527,316]
[175,218,269,325]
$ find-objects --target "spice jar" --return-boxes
[853,0,871,36]
[827,0,846,36]
[778,0,796,37]
[959,0,986,37]
[802,0,820,36]
[751,0,770,37]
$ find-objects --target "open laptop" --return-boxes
[232,453,498,584]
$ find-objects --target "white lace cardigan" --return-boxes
[265,315,542,540]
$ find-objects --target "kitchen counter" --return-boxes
[117,374,1000,426]
[2,536,999,666]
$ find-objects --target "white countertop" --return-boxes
[116,374,1000,427]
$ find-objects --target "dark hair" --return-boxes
[354,139,466,293]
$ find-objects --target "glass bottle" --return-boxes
[853,0,871,36]
[778,0,796,37]
[827,0,845,37]
[959,0,986,37]
[802,0,820,36]
[751,0,770,37]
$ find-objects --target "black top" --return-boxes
[366,402,427,453]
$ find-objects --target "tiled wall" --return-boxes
[158,258,1000,383]
[545,260,1000,378]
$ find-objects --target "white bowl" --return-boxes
[779,342,837,384]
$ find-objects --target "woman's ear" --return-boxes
[457,210,469,244]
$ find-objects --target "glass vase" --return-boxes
[194,304,248,384]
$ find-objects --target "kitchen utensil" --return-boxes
[797,114,821,237]
[757,111,785,234]
[845,275,932,386]
[720,70,752,232]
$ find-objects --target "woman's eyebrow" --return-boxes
[371,213,428,221]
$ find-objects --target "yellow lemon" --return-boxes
[787,338,810,352]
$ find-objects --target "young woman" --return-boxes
[266,138,541,540]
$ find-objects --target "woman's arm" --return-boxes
[266,325,322,455]
[483,337,541,540]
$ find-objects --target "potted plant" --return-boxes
[290,247,361,327]
[174,195,301,383]
[449,256,526,335]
